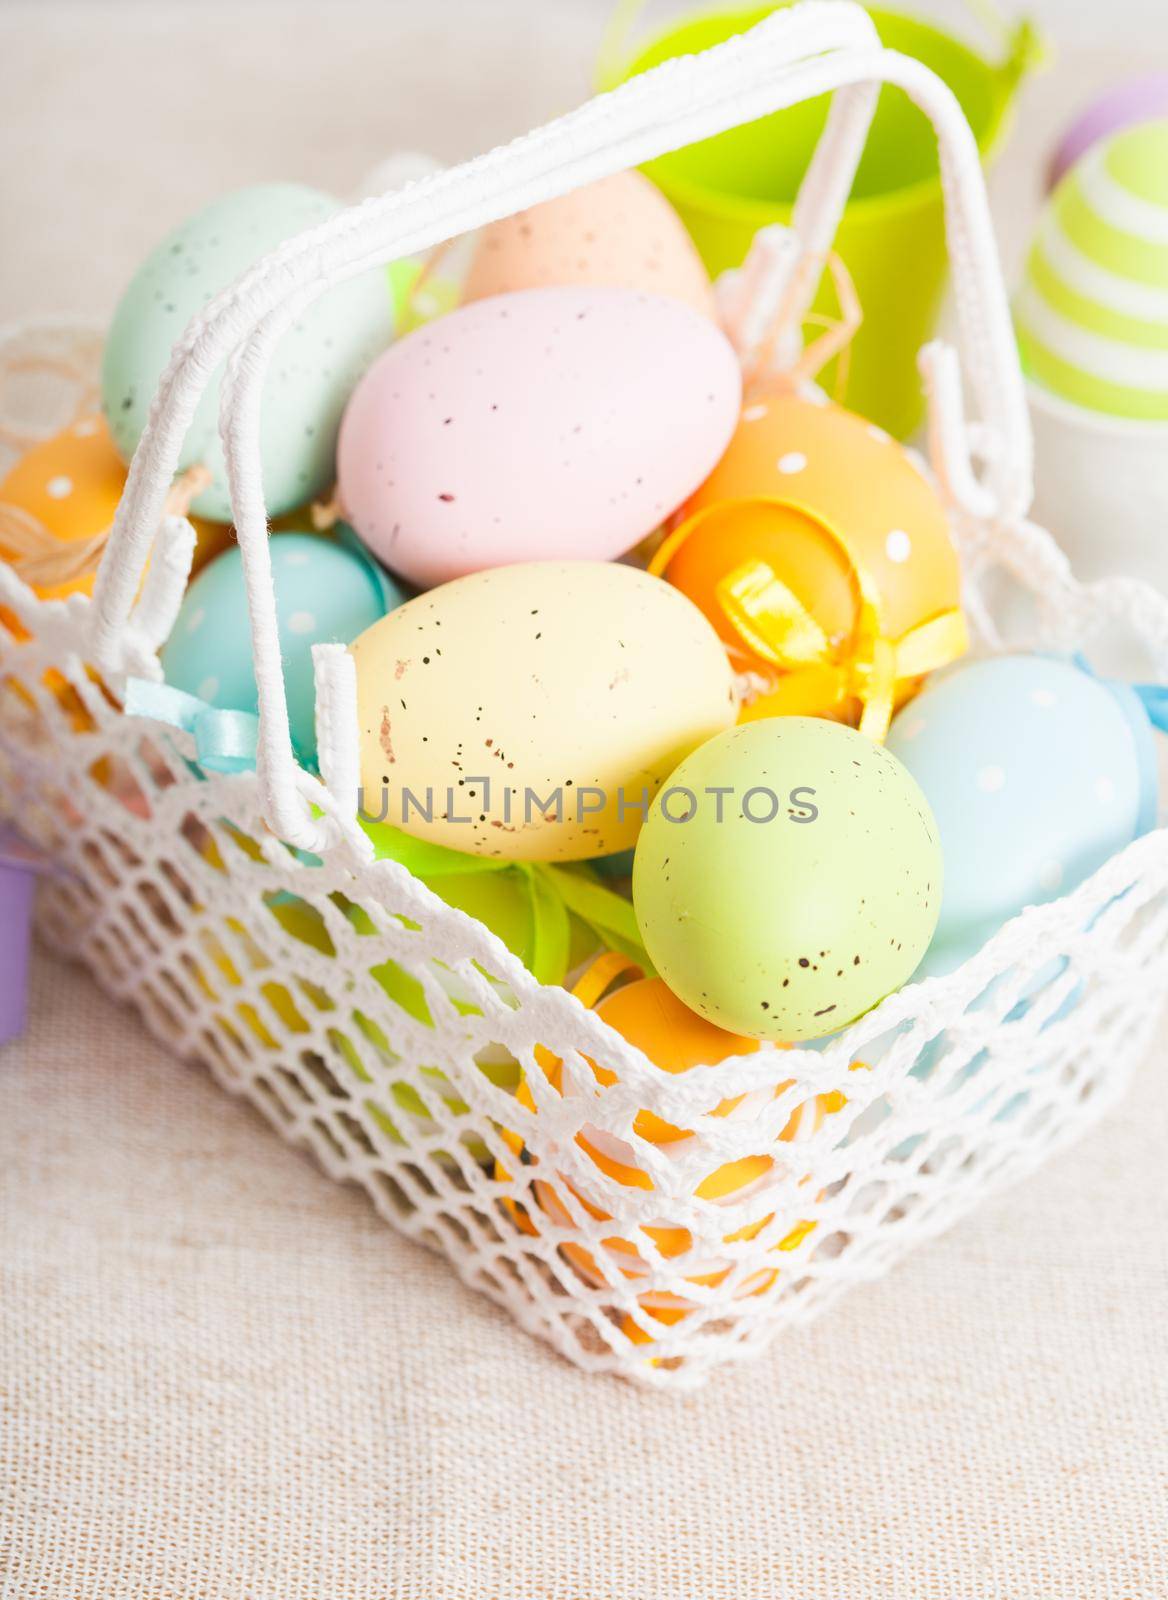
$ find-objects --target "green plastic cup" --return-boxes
[603,4,1038,437]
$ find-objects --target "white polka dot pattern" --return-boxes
[1037,860,1065,892]
[885,529,912,564]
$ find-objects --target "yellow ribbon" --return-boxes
[651,498,968,743]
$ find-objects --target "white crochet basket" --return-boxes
[3,2,1168,1390]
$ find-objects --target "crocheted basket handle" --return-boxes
[89,0,1031,851]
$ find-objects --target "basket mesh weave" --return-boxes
[3,322,1168,1389]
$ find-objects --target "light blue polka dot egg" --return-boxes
[886,654,1160,979]
[102,183,395,522]
[162,530,403,764]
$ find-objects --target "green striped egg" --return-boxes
[1015,119,1168,420]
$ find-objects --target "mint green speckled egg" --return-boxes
[102,183,395,521]
[632,718,943,1041]
[161,529,402,762]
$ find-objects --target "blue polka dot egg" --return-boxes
[886,654,1160,979]
[162,530,403,765]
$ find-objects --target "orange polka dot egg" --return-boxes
[499,961,839,1336]
[651,391,968,737]
[0,416,126,601]
[0,414,228,603]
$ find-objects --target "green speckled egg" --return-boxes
[102,183,395,521]
[632,718,943,1041]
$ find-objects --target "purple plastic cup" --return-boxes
[0,827,45,1046]
[1048,74,1168,190]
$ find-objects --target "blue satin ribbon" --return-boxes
[1070,652,1165,836]
[1134,682,1168,733]
[125,678,260,775]
[1071,651,1168,727]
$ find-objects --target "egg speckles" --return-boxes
[632,718,943,1040]
[349,561,737,860]
[338,285,742,588]
[101,184,395,522]
[461,170,716,318]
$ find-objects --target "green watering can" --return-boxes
[599,1,1040,437]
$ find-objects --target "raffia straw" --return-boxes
[797,312,853,402]
[0,462,212,592]
[0,337,104,452]
[744,249,863,400]
[0,502,108,589]
[398,237,456,325]
[310,488,342,532]
[165,464,212,519]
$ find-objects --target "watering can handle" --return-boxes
[90,0,1033,855]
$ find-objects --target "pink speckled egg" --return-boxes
[337,285,742,588]
[461,171,716,318]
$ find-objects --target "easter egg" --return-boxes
[1015,121,1168,420]
[349,560,737,860]
[337,285,742,588]
[461,171,715,318]
[0,415,127,603]
[632,717,943,1039]
[102,183,395,522]
[1048,75,1168,190]
[578,977,821,1190]
[0,415,229,602]
[500,961,840,1331]
[654,390,966,733]
[886,654,1159,977]
[163,530,402,762]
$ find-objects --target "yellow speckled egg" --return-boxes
[349,561,737,860]
[461,170,716,318]
[0,414,229,602]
